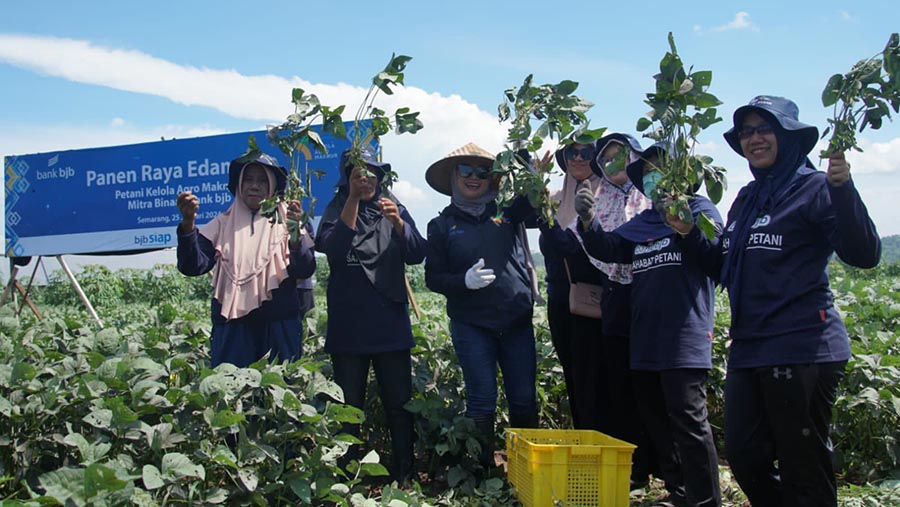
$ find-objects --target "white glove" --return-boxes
[574,182,595,223]
[464,258,496,290]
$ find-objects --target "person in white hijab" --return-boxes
[176,152,316,367]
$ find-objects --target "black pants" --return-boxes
[547,297,609,431]
[725,361,846,507]
[602,335,655,482]
[331,350,414,480]
[633,369,721,507]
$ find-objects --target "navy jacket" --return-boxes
[679,171,881,368]
[578,197,723,371]
[316,206,426,355]
[176,228,316,324]
[426,197,535,332]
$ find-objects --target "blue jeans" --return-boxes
[450,319,537,420]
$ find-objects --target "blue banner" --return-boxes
[4,121,372,256]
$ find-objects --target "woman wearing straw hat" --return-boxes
[176,152,316,368]
[575,141,723,507]
[669,95,881,506]
[424,143,539,470]
[316,146,427,484]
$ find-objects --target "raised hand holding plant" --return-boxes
[495,75,604,224]
[635,32,727,240]
[235,54,424,242]
[820,33,900,157]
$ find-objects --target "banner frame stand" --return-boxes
[55,256,104,329]
[2,256,103,328]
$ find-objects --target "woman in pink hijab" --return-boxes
[175,152,316,367]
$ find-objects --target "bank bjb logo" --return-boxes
[134,233,172,246]
[751,215,771,229]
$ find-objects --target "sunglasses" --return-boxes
[737,123,774,140]
[565,146,596,161]
[457,164,492,179]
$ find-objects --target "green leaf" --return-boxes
[386,54,413,73]
[359,462,390,477]
[554,80,578,95]
[306,130,326,153]
[10,362,36,384]
[447,466,466,487]
[291,88,306,105]
[39,467,86,505]
[210,408,245,428]
[161,452,205,480]
[260,372,287,388]
[106,397,139,426]
[84,463,127,498]
[698,212,718,240]
[691,91,723,108]
[84,409,113,430]
[822,74,844,107]
[329,403,365,424]
[288,477,312,503]
[636,117,653,132]
[691,70,713,87]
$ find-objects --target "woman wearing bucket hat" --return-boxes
[176,151,317,367]
[591,133,658,488]
[576,141,723,507]
[538,141,607,434]
[315,146,426,483]
[424,143,539,471]
[538,138,652,435]
[668,95,881,506]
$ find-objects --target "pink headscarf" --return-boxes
[199,165,292,320]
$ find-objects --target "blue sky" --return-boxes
[2,1,899,279]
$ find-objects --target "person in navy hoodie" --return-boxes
[575,142,723,507]
[424,143,539,470]
[176,152,316,368]
[668,95,881,506]
[538,141,610,432]
[315,146,427,483]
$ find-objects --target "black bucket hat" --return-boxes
[723,95,819,156]
[336,145,391,188]
[591,133,643,177]
[227,152,287,196]
[625,141,669,194]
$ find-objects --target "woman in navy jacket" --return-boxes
[424,143,538,470]
[670,96,881,506]
[176,152,316,368]
[538,141,610,432]
[316,146,427,483]
[576,142,723,507]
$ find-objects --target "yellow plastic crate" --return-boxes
[505,428,636,507]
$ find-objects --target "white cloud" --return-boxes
[838,137,900,174]
[712,12,759,32]
[0,33,510,240]
[3,33,896,245]
[839,11,857,23]
[390,179,428,205]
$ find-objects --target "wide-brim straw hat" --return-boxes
[425,143,496,196]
